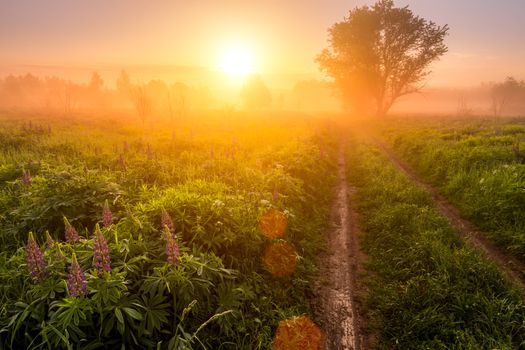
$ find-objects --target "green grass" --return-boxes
[379,117,525,260]
[346,135,525,349]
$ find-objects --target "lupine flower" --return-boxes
[163,226,180,266]
[102,200,113,227]
[123,141,129,153]
[118,154,127,171]
[64,217,80,243]
[25,232,47,283]
[161,209,175,233]
[93,224,111,276]
[45,231,55,249]
[273,188,280,202]
[146,144,154,160]
[21,169,31,186]
[68,253,88,297]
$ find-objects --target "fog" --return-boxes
[1,67,524,119]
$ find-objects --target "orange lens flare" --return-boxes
[262,241,297,277]
[273,315,323,350]
[259,208,288,239]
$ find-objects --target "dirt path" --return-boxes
[313,145,367,350]
[372,137,525,295]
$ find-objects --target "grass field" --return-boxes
[346,133,525,348]
[378,117,525,260]
[2,111,525,349]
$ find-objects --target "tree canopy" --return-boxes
[317,0,449,116]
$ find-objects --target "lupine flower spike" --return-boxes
[163,226,180,266]
[102,200,113,227]
[161,209,175,234]
[93,224,111,276]
[25,232,47,283]
[64,217,80,243]
[21,169,31,186]
[45,230,55,249]
[68,252,88,297]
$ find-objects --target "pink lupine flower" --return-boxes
[68,253,88,297]
[45,231,55,249]
[146,144,154,160]
[21,169,31,186]
[273,188,280,202]
[92,224,111,276]
[161,209,175,234]
[25,232,47,283]
[102,200,113,227]
[163,226,180,266]
[64,217,80,243]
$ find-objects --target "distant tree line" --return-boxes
[490,77,525,117]
[0,70,213,123]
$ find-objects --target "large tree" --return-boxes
[317,0,448,116]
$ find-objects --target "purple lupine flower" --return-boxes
[25,232,47,283]
[45,231,55,249]
[21,169,31,186]
[161,209,175,234]
[118,154,127,171]
[64,217,80,243]
[163,226,180,266]
[92,224,111,276]
[273,188,279,202]
[102,200,113,227]
[146,144,154,160]
[68,253,88,297]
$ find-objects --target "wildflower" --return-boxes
[102,200,113,227]
[64,217,80,243]
[161,209,175,233]
[123,141,129,153]
[273,188,279,202]
[21,169,31,186]
[68,253,88,297]
[93,224,111,276]
[146,144,154,160]
[45,230,55,249]
[118,154,127,171]
[25,232,47,283]
[163,226,180,265]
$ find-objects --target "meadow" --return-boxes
[346,132,525,348]
[2,111,525,349]
[0,111,335,349]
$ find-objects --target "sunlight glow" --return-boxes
[218,44,255,78]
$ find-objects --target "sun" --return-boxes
[218,44,255,78]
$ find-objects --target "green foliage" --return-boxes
[0,112,336,349]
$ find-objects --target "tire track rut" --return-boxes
[372,137,525,296]
[314,145,367,350]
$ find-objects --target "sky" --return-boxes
[1,0,525,87]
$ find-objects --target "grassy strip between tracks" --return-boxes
[346,136,525,349]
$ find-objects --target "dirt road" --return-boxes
[313,145,368,350]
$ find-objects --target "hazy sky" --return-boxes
[1,0,525,86]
